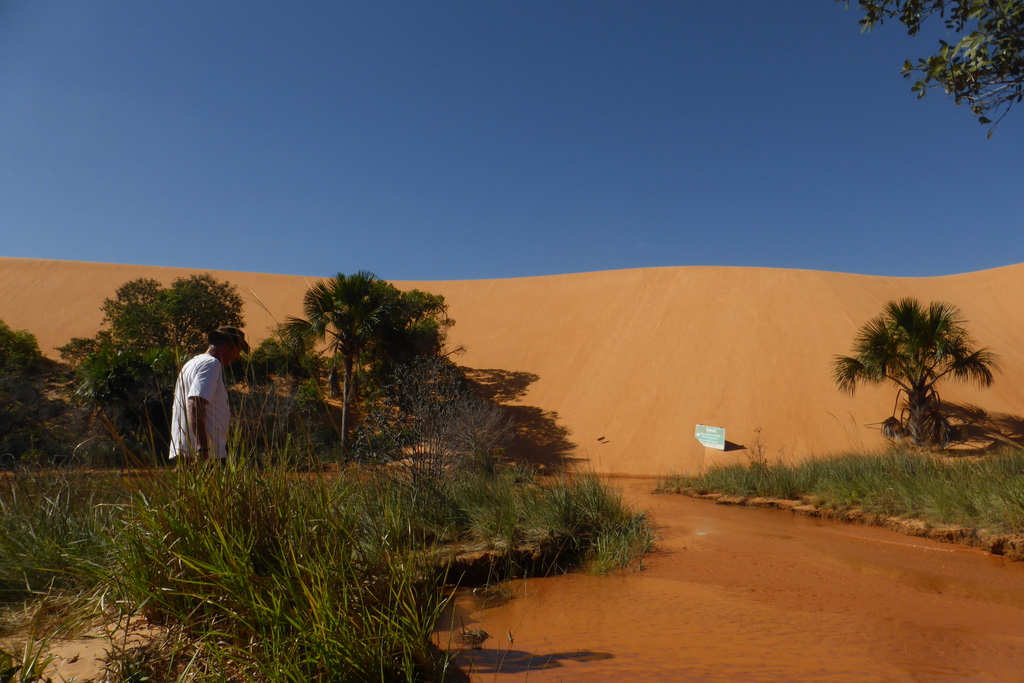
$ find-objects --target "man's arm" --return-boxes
[187,395,211,459]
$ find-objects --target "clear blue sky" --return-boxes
[2,1,1021,280]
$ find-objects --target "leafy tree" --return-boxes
[833,298,999,448]
[100,274,244,353]
[285,271,452,450]
[371,287,454,385]
[72,347,181,461]
[840,0,1024,130]
[100,278,165,351]
[56,274,244,462]
[0,321,43,373]
[245,324,325,385]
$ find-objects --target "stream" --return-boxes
[438,478,1024,682]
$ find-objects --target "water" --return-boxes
[438,479,1024,681]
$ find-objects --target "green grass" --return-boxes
[656,447,1024,534]
[0,461,652,681]
[0,469,128,603]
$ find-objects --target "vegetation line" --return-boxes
[657,447,1024,558]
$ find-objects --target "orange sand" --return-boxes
[3,257,1024,474]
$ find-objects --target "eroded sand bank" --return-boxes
[442,479,1024,682]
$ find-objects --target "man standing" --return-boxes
[169,326,249,462]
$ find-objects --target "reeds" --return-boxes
[657,447,1024,533]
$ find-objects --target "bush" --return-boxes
[0,321,42,373]
[72,347,179,463]
[354,358,514,478]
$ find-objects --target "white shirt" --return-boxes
[169,353,230,459]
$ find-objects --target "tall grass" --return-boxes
[0,460,651,681]
[657,447,1024,533]
[0,469,126,603]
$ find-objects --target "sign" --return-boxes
[695,424,726,450]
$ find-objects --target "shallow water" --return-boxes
[439,478,1024,681]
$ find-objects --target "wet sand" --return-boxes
[442,479,1024,681]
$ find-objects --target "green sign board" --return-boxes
[695,424,726,450]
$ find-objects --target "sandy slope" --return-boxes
[2,257,1023,475]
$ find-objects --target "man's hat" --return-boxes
[208,326,250,353]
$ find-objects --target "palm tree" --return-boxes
[285,271,394,449]
[833,298,998,448]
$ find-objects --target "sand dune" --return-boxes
[2,257,1023,475]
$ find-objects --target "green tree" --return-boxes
[100,273,244,353]
[371,287,454,384]
[833,298,999,448]
[285,271,452,450]
[245,324,325,385]
[0,321,43,373]
[56,274,245,462]
[72,347,181,461]
[840,0,1024,130]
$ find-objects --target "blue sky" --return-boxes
[1,1,1021,280]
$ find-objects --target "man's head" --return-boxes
[207,326,249,365]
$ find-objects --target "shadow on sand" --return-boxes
[942,402,1024,453]
[462,367,581,471]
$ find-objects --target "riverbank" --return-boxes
[663,487,1024,561]
[657,448,1024,560]
[0,465,651,682]
[442,478,1024,681]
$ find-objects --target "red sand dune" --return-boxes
[3,257,1023,475]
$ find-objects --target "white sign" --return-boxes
[695,424,726,450]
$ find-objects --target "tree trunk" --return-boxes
[328,365,341,398]
[903,386,949,449]
[904,388,931,448]
[340,355,355,454]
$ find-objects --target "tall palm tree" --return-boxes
[833,298,999,448]
[285,271,394,449]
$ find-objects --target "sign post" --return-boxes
[695,424,726,450]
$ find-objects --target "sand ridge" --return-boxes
[3,257,1023,475]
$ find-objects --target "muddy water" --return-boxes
[440,479,1024,682]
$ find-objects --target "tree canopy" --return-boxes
[833,297,998,447]
[55,274,245,461]
[99,274,245,353]
[0,320,43,373]
[285,271,453,450]
[842,0,1024,129]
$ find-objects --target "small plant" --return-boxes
[0,618,56,683]
[746,427,769,469]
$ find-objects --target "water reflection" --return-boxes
[455,648,614,674]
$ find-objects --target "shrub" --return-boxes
[0,321,42,374]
